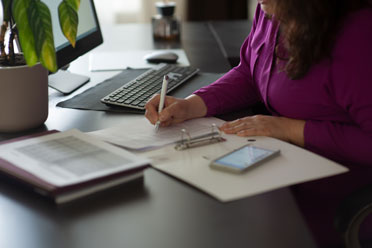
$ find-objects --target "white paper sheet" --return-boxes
[89,49,190,71]
[0,129,150,187]
[139,134,348,202]
[88,117,225,151]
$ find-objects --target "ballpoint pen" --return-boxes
[155,75,169,132]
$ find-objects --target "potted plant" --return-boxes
[0,0,79,132]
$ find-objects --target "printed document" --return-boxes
[89,117,225,151]
[0,129,150,187]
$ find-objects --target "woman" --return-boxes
[145,0,372,246]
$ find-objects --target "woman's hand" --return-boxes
[219,115,306,147]
[145,94,207,127]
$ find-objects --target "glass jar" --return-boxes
[152,2,180,41]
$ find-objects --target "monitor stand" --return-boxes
[48,70,90,95]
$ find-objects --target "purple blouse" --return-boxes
[194,5,372,245]
[194,5,372,167]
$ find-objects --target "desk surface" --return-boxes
[0,23,317,248]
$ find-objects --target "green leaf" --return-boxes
[12,0,38,66]
[58,0,79,47]
[27,0,57,72]
[65,0,80,12]
[1,0,11,21]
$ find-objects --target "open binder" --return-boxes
[89,116,349,202]
[0,130,150,204]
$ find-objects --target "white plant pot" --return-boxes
[0,63,48,133]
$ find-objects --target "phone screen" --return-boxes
[212,145,279,171]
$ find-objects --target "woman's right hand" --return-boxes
[145,94,207,127]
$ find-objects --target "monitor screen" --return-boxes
[45,0,103,94]
[45,0,103,68]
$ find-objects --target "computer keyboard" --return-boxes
[101,63,200,110]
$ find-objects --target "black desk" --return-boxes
[0,23,317,248]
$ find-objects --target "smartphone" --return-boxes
[209,145,280,173]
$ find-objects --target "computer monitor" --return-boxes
[47,0,103,94]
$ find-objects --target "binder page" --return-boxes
[0,129,150,187]
[89,117,225,151]
[142,135,348,202]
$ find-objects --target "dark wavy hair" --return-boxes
[273,0,371,79]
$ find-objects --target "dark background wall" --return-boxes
[187,0,248,21]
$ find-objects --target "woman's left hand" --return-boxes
[219,115,306,147]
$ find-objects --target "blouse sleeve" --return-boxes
[304,10,372,167]
[193,6,263,116]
